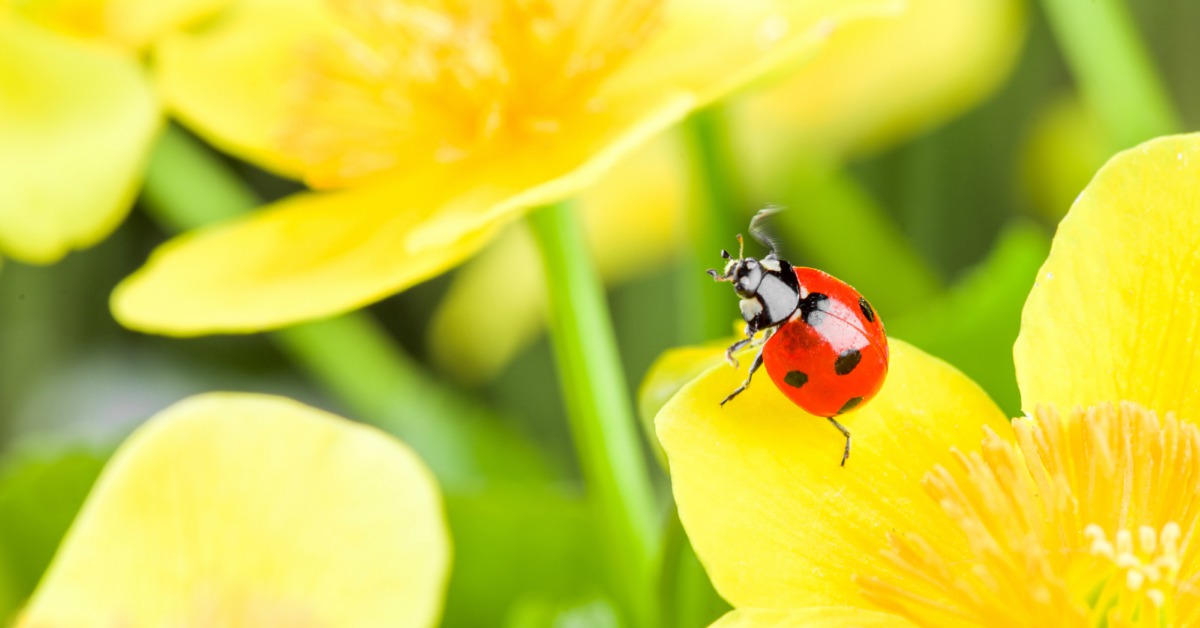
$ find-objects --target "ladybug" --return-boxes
[707,209,889,466]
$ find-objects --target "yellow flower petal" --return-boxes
[112,177,502,335]
[637,340,730,466]
[402,91,696,251]
[711,607,914,627]
[0,20,158,264]
[604,0,904,110]
[733,0,1023,168]
[429,134,687,384]
[154,0,330,177]
[1014,133,1200,420]
[17,0,229,49]
[17,393,450,627]
[657,339,1007,609]
[159,0,897,189]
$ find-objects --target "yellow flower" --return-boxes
[655,133,1200,627]
[112,0,902,335]
[0,0,222,264]
[14,393,450,627]
[733,0,1024,187]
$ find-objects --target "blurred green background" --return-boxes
[3,0,1199,626]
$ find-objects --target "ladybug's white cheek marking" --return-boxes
[740,297,764,321]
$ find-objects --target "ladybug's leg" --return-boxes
[724,322,758,368]
[825,417,852,466]
[720,345,765,406]
[724,337,752,368]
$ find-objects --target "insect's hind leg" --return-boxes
[720,345,765,406]
[826,416,852,466]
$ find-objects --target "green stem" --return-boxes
[139,125,552,488]
[528,201,658,626]
[1041,0,1182,148]
[681,106,745,343]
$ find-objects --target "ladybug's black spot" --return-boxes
[784,370,808,388]
[835,348,862,375]
[837,396,864,415]
[799,292,830,327]
[859,297,875,323]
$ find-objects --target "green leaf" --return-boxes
[888,221,1051,415]
[0,449,107,619]
[442,486,611,628]
[504,596,622,628]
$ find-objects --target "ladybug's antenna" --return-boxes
[708,240,743,281]
[736,234,745,259]
[749,206,785,258]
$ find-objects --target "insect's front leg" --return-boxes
[720,344,765,406]
[723,323,756,368]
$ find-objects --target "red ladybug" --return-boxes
[707,210,889,466]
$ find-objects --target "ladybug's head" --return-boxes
[708,240,768,299]
[707,234,800,331]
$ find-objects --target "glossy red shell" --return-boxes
[762,267,888,417]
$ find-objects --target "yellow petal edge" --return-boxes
[17,393,451,627]
[111,180,502,335]
[0,19,159,264]
[1015,133,1200,421]
[658,339,1007,610]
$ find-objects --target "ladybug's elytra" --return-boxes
[707,209,889,466]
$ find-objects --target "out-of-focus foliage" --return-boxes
[888,222,1050,415]
[0,449,105,619]
[429,135,689,385]
[1020,94,1111,222]
[443,488,607,627]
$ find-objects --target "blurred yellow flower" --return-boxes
[734,0,1024,189]
[0,0,223,264]
[15,393,450,627]
[656,134,1200,627]
[1020,93,1110,223]
[112,0,902,335]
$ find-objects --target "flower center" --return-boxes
[1082,522,1182,620]
[280,0,662,188]
[857,403,1200,627]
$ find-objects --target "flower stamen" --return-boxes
[858,402,1200,627]
[279,0,663,188]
